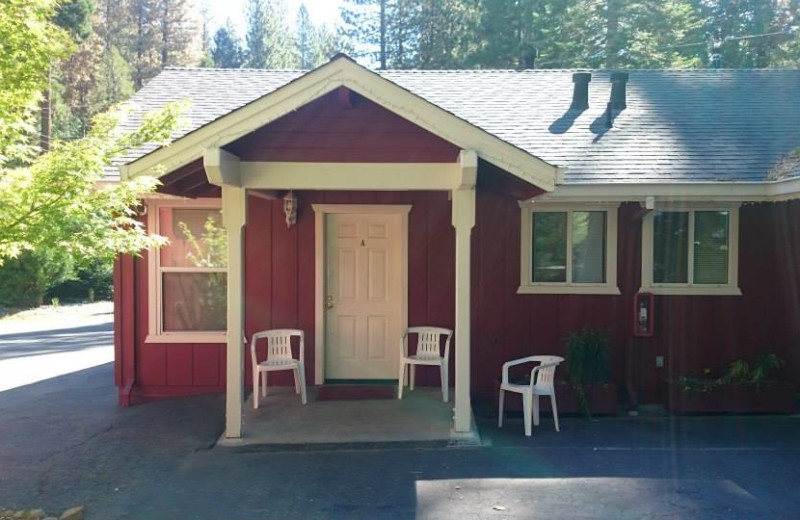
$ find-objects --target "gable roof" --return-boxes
[118,56,560,191]
[116,60,800,186]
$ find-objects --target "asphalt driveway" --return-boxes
[1,311,799,519]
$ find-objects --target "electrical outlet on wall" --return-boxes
[656,355,664,368]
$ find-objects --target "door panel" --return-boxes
[325,212,402,379]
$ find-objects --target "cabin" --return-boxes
[113,55,800,439]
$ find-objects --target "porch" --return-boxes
[217,386,481,448]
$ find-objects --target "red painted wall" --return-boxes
[469,195,800,404]
[115,192,800,406]
[225,88,461,163]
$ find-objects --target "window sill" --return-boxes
[517,285,621,295]
[145,333,227,344]
[638,286,742,296]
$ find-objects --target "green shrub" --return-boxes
[0,249,74,308]
[566,329,611,419]
[677,353,786,393]
[47,257,113,303]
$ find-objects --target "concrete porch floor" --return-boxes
[217,386,480,449]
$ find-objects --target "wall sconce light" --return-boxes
[283,190,297,228]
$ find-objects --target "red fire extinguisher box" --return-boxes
[633,292,654,337]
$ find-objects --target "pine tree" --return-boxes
[296,4,315,69]
[691,0,800,68]
[416,0,479,68]
[340,0,387,67]
[156,0,201,69]
[128,0,159,88]
[245,0,269,67]
[313,24,343,66]
[212,20,245,68]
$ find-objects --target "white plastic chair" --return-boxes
[397,326,452,402]
[250,329,307,408]
[498,355,564,436]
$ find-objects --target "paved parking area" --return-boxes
[1,314,799,519]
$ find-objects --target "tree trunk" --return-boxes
[40,69,52,152]
[606,0,620,68]
[379,0,386,69]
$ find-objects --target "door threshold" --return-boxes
[324,379,397,386]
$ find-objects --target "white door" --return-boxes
[325,212,403,379]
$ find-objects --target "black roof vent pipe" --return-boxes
[520,46,538,69]
[571,72,591,110]
[610,72,629,110]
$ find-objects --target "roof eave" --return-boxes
[532,177,800,203]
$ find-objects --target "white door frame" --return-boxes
[312,204,411,384]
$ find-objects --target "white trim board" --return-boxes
[518,202,621,295]
[121,56,559,191]
[534,178,800,203]
[145,197,227,344]
[311,204,411,385]
[640,204,741,296]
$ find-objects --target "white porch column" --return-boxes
[452,150,477,433]
[222,185,247,439]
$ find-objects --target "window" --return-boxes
[519,204,619,295]
[642,205,740,295]
[146,199,227,343]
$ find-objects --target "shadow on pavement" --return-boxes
[0,323,113,360]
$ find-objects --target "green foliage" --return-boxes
[0,0,71,162]
[178,216,228,268]
[676,354,787,393]
[0,249,74,308]
[566,329,610,386]
[212,21,245,68]
[245,0,295,68]
[0,101,186,263]
[175,214,227,330]
[55,0,96,42]
[566,328,611,419]
[48,257,114,303]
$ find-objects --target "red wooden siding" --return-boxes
[116,191,800,407]
[469,196,800,404]
[224,88,461,163]
[243,190,456,389]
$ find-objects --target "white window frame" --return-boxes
[518,202,620,295]
[641,203,741,296]
[145,198,227,344]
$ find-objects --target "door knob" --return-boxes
[326,295,334,309]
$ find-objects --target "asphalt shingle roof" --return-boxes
[115,67,800,184]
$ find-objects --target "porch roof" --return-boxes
[117,55,560,192]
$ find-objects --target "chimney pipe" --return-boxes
[520,46,538,70]
[571,72,591,110]
[610,72,629,110]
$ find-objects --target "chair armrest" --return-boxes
[501,356,540,384]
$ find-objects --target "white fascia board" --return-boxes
[123,57,559,192]
[533,178,800,203]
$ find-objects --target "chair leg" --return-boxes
[299,367,307,405]
[293,368,300,394]
[253,369,259,410]
[397,362,405,399]
[533,395,540,426]
[410,364,416,390]
[550,393,560,432]
[523,392,532,437]
[440,364,448,402]
[498,389,505,428]
[261,372,267,397]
